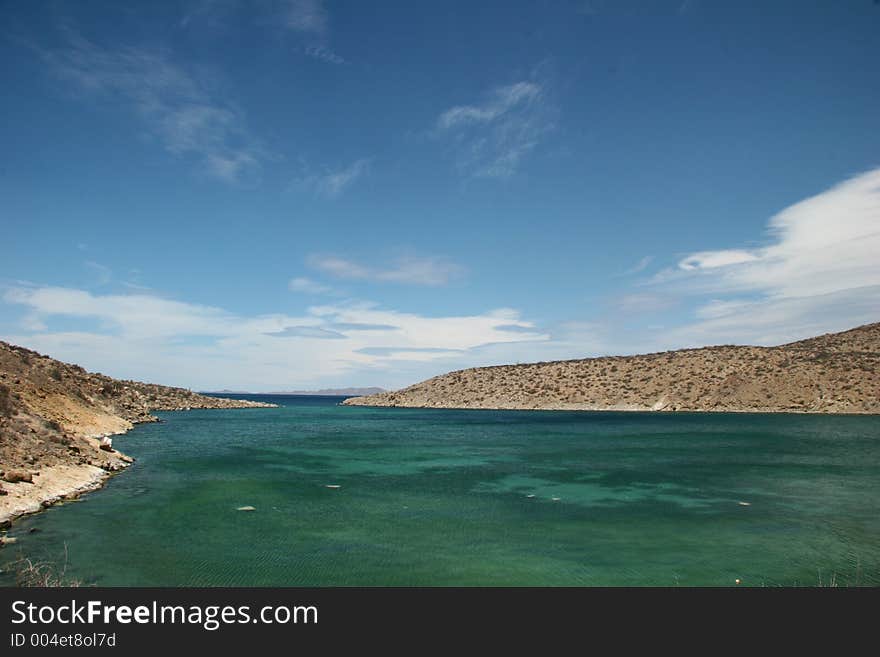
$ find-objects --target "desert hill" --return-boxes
[343,323,880,414]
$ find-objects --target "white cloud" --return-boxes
[674,169,880,297]
[42,33,264,184]
[3,287,236,340]
[307,255,465,286]
[298,158,370,198]
[288,277,337,295]
[659,167,880,344]
[1,286,548,389]
[435,81,552,179]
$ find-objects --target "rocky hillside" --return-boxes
[0,340,275,503]
[343,323,880,414]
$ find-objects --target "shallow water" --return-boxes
[2,395,879,586]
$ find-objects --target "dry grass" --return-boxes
[8,543,83,587]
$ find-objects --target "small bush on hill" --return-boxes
[0,384,15,418]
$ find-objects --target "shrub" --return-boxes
[44,418,63,432]
[10,545,81,587]
[0,384,15,418]
[101,382,123,396]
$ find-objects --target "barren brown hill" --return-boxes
[0,340,275,525]
[343,322,880,414]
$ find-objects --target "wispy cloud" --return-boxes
[265,325,345,339]
[297,158,370,198]
[613,293,677,314]
[283,1,348,64]
[435,80,553,178]
[438,82,541,130]
[327,322,398,331]
[304,44,345,65]
[288,277,337,295]
[621,255,653,275]
[652,167,880,345]
[180,1,343,64]
[283,0,328,34]
[307,254,465,286]
[41,32,265,184]
[84,261,112,286]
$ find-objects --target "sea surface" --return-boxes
[2,395,879,586]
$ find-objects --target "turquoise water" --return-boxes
[2,395,879,586]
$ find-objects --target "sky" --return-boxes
[1,0,879,391]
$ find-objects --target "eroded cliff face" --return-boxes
[0,340,275,521]
[344,323,880,414]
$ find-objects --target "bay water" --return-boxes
[2,395,878,586]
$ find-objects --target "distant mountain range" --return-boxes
[204,387,386,397]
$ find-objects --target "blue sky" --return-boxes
[2,0,879,390]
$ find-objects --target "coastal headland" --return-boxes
[0,341,275,527]
[343,322,880,414]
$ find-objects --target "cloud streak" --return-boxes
[283,0,328,34]
[307,255,465,286]
[304,44,345,65]
[298,158,370,198]
[265,326,346,339]
[288,277,337,295]
[435,81,553,178]
[41,32,265,184]
[621,255,653,275]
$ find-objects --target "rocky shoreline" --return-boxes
[0,340,277,529]
[0,464,120,537]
